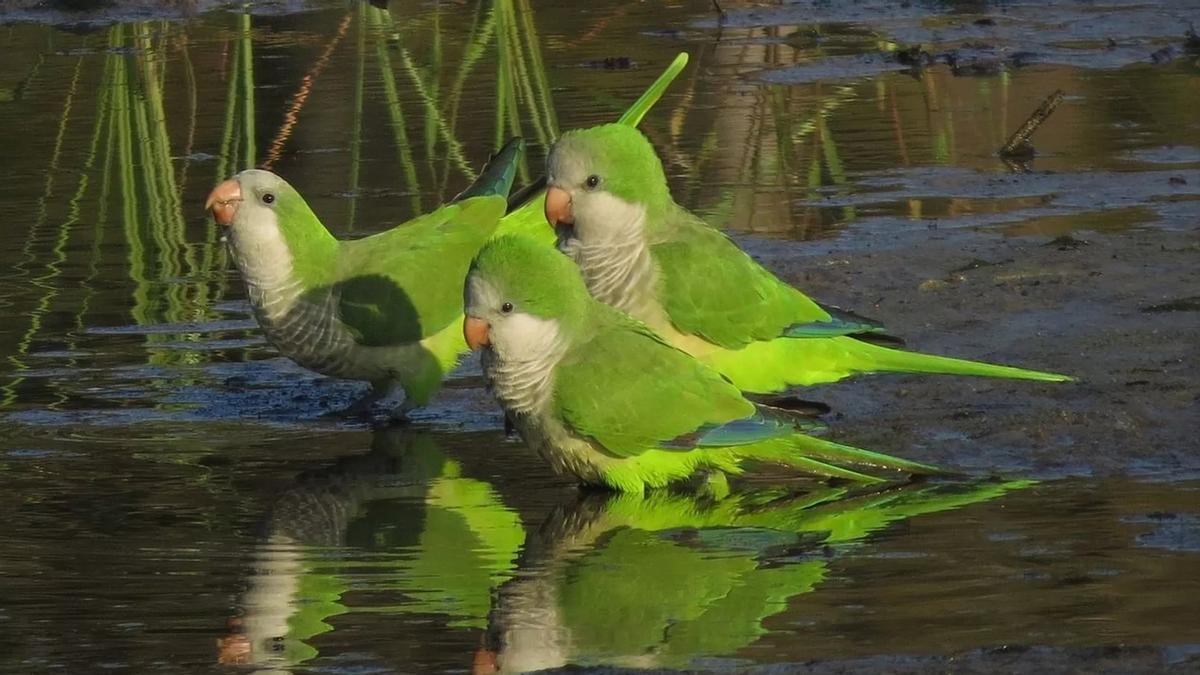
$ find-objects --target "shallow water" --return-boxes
[0,0,1198,672]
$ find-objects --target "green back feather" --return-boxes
[548,125,832,349]
[652,214,830,348]
[329,139,524,346]
[552,309,756,456]
[337,197,508,345]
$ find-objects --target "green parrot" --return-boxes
[479,479,1031,672]
[462,234,940,493]
[541,123,1073,394]
[205,54,690,420]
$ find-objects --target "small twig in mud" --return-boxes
[1185,24,1200,52]
[998,89,1065,159]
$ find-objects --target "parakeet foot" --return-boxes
[325,394,383,420]
[325,381,399,421]
[382,399,418,427]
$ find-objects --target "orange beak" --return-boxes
[544,185,573,228]
[463,316,491,351]
[206,178,243,226]
[472,648,499,675]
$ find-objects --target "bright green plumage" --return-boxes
[487,478,1031,671]
[466,235,940,493]
[335,197,510,346]
[553,319,754,456]
[221,149,518,416]
[216,54,690,417]
[546,124,1073,393]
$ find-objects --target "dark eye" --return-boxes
[500,302,514,314]
[262,193,275,205]
[585,175,600,190]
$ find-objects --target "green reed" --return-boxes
[0,0,679,408]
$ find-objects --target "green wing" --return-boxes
[553,310,754,456]
[652,213,834,349]
[335,196,506,346]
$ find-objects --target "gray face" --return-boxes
[465,273,563,365]
[227,169,289,235]
[547,144,645,245]
[547,141,591,192]
[220,171,297,287]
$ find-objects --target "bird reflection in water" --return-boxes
[475,479,1030,673]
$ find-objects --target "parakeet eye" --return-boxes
[262,193,276,205]
[585,175,601,190]
[501,302,514,314]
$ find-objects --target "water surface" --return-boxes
[1,0,1198,672]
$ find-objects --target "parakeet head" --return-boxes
[206,169,332,267]
[463,235,591,357]
[544,124,670,238]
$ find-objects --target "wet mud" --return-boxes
[746,224,1199,480]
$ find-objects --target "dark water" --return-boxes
[1,0,1198,672]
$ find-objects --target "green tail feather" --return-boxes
[615,52,689,127]
[453,137,524,202]
[847,338,1073,382]
[785,434,944,476]
[783,457,886,484]
[736,433,943,484]
[784,304,888,338]
[706,335,1072,394]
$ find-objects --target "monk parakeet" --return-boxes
[542,124,1073,394]
[206,140,523,420]
[462,235,939,493]
[205,54,690,420]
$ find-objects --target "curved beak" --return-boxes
[206,178,243,227]
[473,648,499,675]
[463,316,491,351]
[544,185,573,228]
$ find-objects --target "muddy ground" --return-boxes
[744,223,1199,481]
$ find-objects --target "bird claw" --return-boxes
[382,400,416,427]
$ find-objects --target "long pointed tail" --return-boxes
[734,433,946,484]
[706,335,1072,394]
[843,337,1072,382]
[452,137,524,202]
